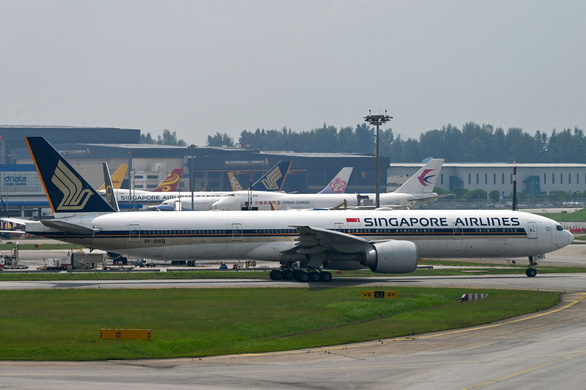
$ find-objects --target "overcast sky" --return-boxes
[1,1,585,146]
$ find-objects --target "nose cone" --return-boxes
[564,230,574,246]
[558,229,574,249]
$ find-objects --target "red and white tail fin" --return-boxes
[152,169,183,192]
[395,159,444,194]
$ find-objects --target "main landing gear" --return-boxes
[269,269,333,282]
[525,255,539,277]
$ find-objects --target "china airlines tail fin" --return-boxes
[102,162,119,211]
[25,137,116,215]
[318,167,353,194]
[152,168,183,192]
[395,159,444,194]
[251,161,291,191]
[96,164,127,191]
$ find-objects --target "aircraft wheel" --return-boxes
[319,272,332,282]
[308,271,321,282]
[296,271,309,282]
[282,269,294,280]
[526,268,537,277]
[270,270,283,280]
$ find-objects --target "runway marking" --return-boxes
[462,350,586,390]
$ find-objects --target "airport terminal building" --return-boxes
[388,162,586,199]
[1,126,584,217]
[0,126,387,216]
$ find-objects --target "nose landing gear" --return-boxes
[525,255,540,277]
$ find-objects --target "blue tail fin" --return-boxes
[26,137,116,214]
[251,161,291,191]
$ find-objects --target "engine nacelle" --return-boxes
[362,240,419,274]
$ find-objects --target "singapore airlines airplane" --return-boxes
[10,137,573,282]
[109,161,291,210]
[211,159,444,211]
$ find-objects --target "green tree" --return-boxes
[462,189,488,200]
[489,190,500,203]
[206,132,235,147]
[453,187,468,199]
[140,132,155,144]
[156,129,186,146]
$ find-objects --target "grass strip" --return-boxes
[0,287,558,361]
[1,263,584,282]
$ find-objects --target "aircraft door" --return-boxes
[453,227,463,239]
[334,223,344,232]
[527,222,538,239]
[232,223,242,241]
[129,224,140,241]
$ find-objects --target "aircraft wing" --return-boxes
[284,226,370,255]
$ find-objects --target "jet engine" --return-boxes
[362,240,419,274]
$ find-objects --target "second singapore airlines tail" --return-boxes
[152,169,183,192]
[227,161,292,192]
[318,167,353,194]
[96,164,128,191]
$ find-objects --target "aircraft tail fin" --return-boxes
[152,168,183,192]
[97,164,128,191]
[318,167,353,194]
[102,162,120,211]
[395,159,444,194]
[25,137,116,215]
[251,161,291,191]
[227,172,245,191]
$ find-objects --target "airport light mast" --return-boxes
[188,144,197,211]
[364,110,392,208]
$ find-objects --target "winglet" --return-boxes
[25,137,116,215]
[395,159,444,194]
[318,167,353,194]
[152,168,183,192]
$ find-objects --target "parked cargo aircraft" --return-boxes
[96,164,127,191]
[211,159,444,211]
[228,167,353,194]
[8,137,573,282]
[162,166,354,211]
[109,161,291,210]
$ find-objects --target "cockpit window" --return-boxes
[556,225,564,231]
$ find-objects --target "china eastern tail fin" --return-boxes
[96,164,127,191]
[152,168,183,192]
[318,167,353,194]
[251,161,291,191]
[25,137,116,215]
[102,162,120,211]
[395,159,444,194]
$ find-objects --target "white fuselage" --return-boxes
[210,190,436,210]
[30,210,573,264]
[106,189,230,209]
